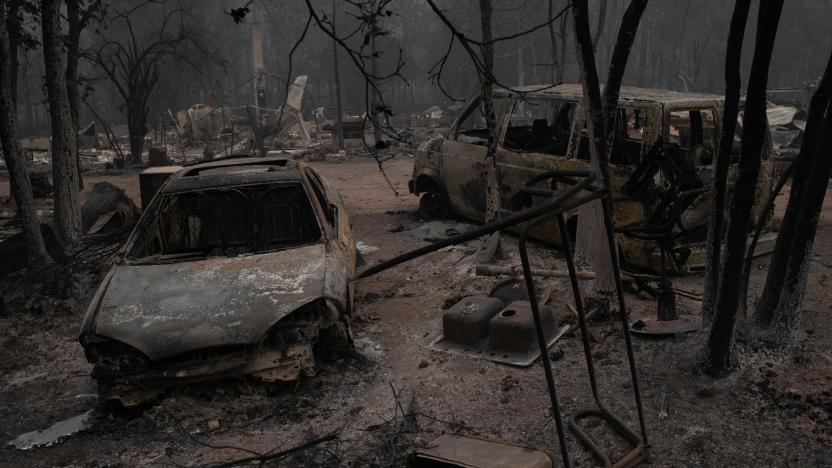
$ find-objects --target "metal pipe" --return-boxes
[358,173,599,279]
[522,175,648,463]
[557,213,604,407]
[601,196,649,446]
[518,209,572,467]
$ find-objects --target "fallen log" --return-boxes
[475,264,596,279]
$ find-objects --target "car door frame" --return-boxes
[439,96,514,222]
[491,95,588,243]
[302,167,356,311]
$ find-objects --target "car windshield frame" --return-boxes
[124,181,324,263]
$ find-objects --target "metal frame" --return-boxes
[358,169,649,467]
[517,171,647,467]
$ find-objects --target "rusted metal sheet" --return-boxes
[767,105,799,126]
[494,83,726,106]
[81,182,139,235]
[139,166,182,208]
[87,244,327,360]
[681,231,778,271]
[412,434,555,468]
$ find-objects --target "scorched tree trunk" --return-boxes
[41,0,81,251]
[702,0,751,322]
[703,0,784,376]
[0,1,51,267]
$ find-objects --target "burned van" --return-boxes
[409,84,775,272]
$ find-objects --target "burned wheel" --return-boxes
[320,315,354,353]
[419,191,449,219]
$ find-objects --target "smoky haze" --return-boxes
[11,0,832,135]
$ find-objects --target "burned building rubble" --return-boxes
[3,2,832,466]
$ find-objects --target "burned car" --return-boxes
[410,84,776,272]
[80,158,356,406]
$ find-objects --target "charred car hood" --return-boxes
[90,243,327,360]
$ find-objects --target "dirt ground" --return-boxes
[1,156,831,467]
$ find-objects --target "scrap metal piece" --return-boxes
[175,104,233,146]
[411,434,555,468]
[7,411,95,450]
[630,245,702,336]
[81,182,139,235]
[630,315,702,336]
[139,166,182,208]
[477,264,595,279]
[250,344,316,382]
[488,277,530,306]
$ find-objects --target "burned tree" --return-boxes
[297,0,408,191]
[91,3,217,165]
[476,0,501,261]
[331,0,344,150]
[42,0,81,251]
[571,0,649,300]
[754,56,832,327]
[65,0,101,188]
[701,0,751,321]
[702,0,784,376]
[0,0,50,267]
[3,0,38,109]
[754,52,832,346]
[301,0,406,144]
[424,0,573,262]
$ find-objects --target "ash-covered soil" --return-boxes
[1,156,831,466]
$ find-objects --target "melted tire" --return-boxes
[419,191,449,219]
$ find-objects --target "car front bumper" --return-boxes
[94,343,315,406]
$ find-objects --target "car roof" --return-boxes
[494,83,724,106]
[162,157,307,193]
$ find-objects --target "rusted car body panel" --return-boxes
[89,244,330,360]
[79,158,355,405]
[411,84,776,272]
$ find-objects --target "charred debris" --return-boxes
[3,1,832,466]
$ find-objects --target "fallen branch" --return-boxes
[475,264,595,279]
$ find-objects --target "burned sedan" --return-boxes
[80,158,356,406]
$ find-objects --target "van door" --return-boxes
[495,97,587,244]
[440,97,509,221]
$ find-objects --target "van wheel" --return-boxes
[419,191,449,219]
